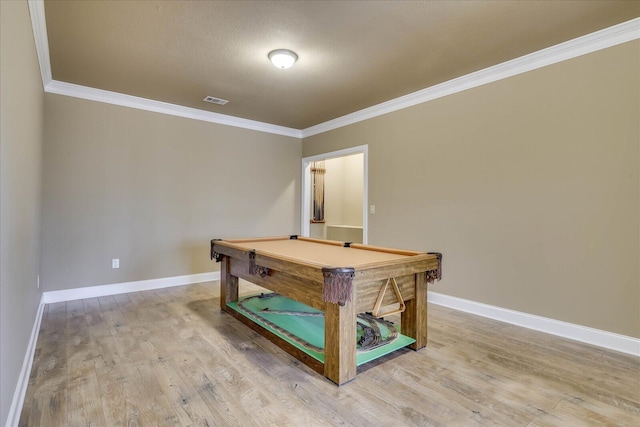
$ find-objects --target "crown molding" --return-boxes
[45,81,303,138]
[27,0,638,139]
[27,0,52,88]
[301,17,640,138]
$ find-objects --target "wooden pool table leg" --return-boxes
[220,256,238,311]
[401,272,428,349]
[324,301,357,385]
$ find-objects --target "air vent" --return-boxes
[203,96,229,105]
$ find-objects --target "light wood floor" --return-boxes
[19,281,639,426]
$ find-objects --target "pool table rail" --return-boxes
[212,236,438,286]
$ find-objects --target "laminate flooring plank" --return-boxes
[97,295,152,368]
[66,374,108,427]
[146,329,216,426]
[300,377,402,427]
[230,333,384,426]
[93,364,127,427]
[19,388,67,427]
[186,330,298,426]
[527,396,638,427]
[144,358,213,427]
[66,311,94,377]
[137,290,267,426]
[159,287,200,328]
[98,295,130,333]
[429,305,633,384]
[82,298,106,332]
[20,303,69,427]
[125,290,167,324]
[428,311,640,415]
[18,304,51,426]
[112,293,156,344]
[111,292,135,312]
[136,364,183,426]
[193,309,345,426]
[33,302,68,393]
[358,366,476,427]
[553,395,640,426]
[182,351,265,425]
[395,353,559,426]
[66,299,85,319]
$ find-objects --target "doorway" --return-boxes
[301,145,368,244]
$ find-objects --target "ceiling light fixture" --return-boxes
[268,49,298,69]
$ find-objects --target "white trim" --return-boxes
[5,294,46,427]
[44,81,302,138]
[300,17,640,137]
[28,1,639,139]
[27,0,51,89]
[301,145,369,244]
[42,271,220,304]
[301,160,312,238]
[362,148,369,244]
[428,291,640,357]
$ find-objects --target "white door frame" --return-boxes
[301,145,368,244]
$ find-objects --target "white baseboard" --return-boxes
[5,294,46,427]
[42,271,220,304]
[428,291,640,357]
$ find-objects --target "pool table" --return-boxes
[210,235,442,385]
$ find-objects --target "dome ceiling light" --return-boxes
[268,49,298,69]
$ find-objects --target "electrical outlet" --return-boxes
[369,205,376,214]
[112,259,120,269]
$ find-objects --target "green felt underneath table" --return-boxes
[228,294,416,366]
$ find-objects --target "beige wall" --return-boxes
[340,154,364,227]
[42,94,301,291]
[0,1,45,424]
[303,41,640,338]
[325,154,363,227]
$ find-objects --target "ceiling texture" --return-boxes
[44,0,639,130]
